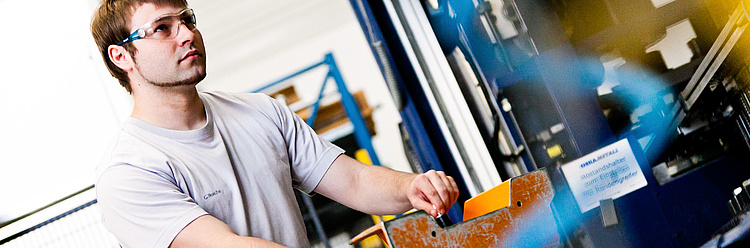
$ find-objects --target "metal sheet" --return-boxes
[351,170,559,247]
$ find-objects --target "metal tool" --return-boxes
[434,213,453,228]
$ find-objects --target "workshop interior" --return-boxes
[4,0,750,247]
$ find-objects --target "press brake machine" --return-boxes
[349,0,750,247]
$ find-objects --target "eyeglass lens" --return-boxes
[143,10,196,40]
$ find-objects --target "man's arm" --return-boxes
[170,215,287,248]
[314,155,459,217]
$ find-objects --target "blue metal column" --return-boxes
[324,53,381,165]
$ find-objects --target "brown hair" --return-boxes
[91,0,188,93]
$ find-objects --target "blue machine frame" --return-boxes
[350,0,750,247]
[348,0,471,223]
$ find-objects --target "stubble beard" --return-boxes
[132,53,206,89]
[144,71,206,88]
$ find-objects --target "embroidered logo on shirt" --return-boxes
[203,190,222,200]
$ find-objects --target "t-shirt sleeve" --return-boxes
[96,163,208,248]
[264,95,345,194]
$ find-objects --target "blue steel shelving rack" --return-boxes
[253,52,381,166]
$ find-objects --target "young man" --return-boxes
[91,0,459,247]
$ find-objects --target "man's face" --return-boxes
[128,3,207,88]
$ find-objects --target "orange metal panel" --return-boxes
[463,179,511,221]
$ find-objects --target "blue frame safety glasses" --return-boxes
[116,8,196,46]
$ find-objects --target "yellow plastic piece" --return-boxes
[355,149,372,165]
[358,233,385,248]
[463,179,511,221]
[547,144,563,158]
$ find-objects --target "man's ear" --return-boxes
[108,45,133,71]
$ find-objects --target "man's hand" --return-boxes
[407,170,459,217]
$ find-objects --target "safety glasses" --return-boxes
[116,8,196,46]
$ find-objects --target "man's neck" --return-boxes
[131,85,207,131]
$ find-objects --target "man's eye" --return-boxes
[153,24,168,32]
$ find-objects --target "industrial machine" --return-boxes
[349,0,750,246]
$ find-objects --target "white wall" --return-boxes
[0,0,409,224]
[0,0,132,223]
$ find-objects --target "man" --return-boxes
[91,0,459,247]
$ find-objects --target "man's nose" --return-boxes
[177,22,195,47]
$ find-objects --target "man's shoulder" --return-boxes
[105,128,169,158]
[95,130,171,181]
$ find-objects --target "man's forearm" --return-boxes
[353,163,418,214]
[170,215,288,248]
[316,155,458,216]
[315,155,414,215]
[219,236,288,248]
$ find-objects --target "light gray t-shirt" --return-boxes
[95,91,344,248]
